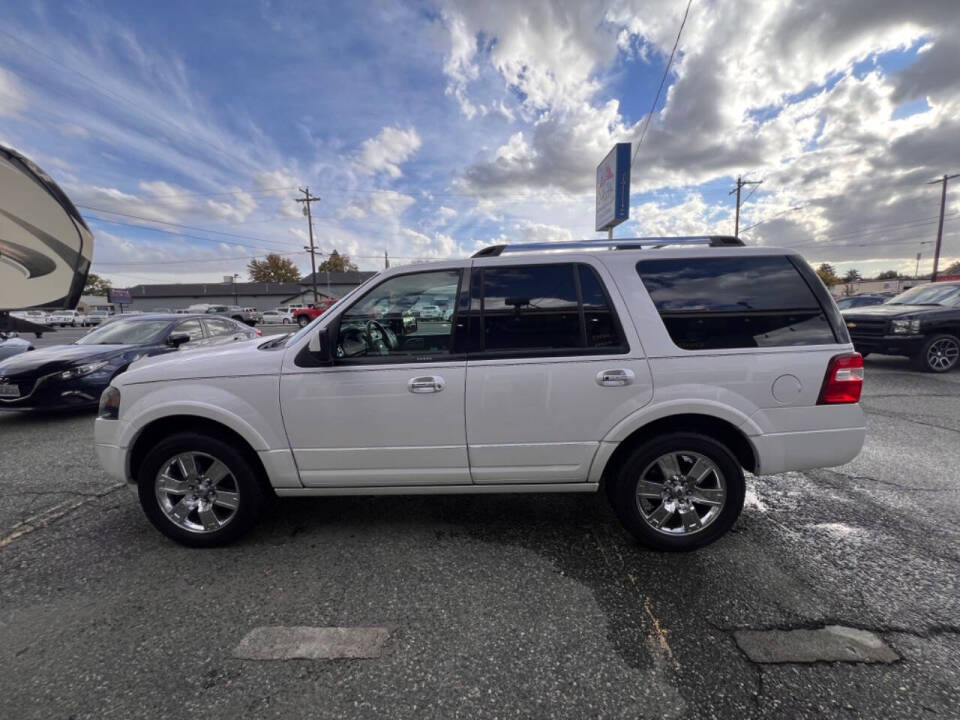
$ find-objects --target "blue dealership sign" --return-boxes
[595,142,631,232]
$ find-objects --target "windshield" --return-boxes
[888,284,960,306]
[76,319,169,345]
[284,273,381,346]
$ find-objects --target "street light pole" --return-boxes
[927,173,959,282]
[295,187,321,303]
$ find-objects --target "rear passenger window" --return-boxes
[579,265,623,349]
[636,256,837,350]
[481,265,580,352]
[473,263,627,355]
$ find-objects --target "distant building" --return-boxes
[76,295,114,313]
[297,270,378,300]
[122,272,377,312]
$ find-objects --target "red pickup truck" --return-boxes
[291,298,337,327]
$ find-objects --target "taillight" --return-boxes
[255,328,262,336]
[818,353,863,404]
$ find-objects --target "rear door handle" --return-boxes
[408,375,445,393]
[596,369,635,387]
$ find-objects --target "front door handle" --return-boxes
[596,368,635,387]
[408,375,445,393]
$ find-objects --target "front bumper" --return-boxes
[850,333,925,357]
[0,372,110,410]
[95,415,132,484]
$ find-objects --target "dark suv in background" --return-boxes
[842,281,960,372]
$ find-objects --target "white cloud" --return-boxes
[440,0,960,270]
[0,67,26,116]
[205,189,257,223]
[355,126,422,177]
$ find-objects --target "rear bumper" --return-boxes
[752,426,865,475]
[851,334,924,357]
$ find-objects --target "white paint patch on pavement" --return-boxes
[734,625,899,664]
[810,522,866,541]
[743,485,767,512]
[233,626,391,660]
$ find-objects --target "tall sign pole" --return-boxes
[927,173,958,282]
[596,143,631,238]
[295,187,321,303]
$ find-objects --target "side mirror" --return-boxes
[307,327,332,363]
[167,332,191,348]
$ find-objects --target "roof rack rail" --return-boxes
[471,235,744,258]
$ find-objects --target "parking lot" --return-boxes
[2,332,959,719]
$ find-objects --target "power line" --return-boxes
[631,0,693,167]
[79,206,297,248]
[83,214,299,252]
[94,250,311,267]
[129,186,297,200]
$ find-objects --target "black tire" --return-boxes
[297,315,310,327]
[913,333,960,373]
[608,432,745,551]
[137,433,267,547]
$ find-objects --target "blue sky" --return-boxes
[1,0,958,286]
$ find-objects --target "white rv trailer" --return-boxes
[0,144,94,312]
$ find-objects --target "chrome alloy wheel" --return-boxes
[155,452,241,533]
[927,337,959,371]
[635,451,727,536]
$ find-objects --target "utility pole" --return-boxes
[915,252,922,279]
[927,173,959,282]
[295,187,321,303]
[384,250,389,269]
[729,175,763,237]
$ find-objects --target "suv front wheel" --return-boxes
[137,433,267,547]
[608,433,745,551]
[913,333,960,373]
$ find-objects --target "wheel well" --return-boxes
[128,415,272,492]
[601,414,758,483]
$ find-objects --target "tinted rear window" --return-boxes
[636,256,838,350]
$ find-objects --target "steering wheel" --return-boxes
[365,319,397,353]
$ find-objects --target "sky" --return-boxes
[1,0,959,287]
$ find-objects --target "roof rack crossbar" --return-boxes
[471,236,744,257]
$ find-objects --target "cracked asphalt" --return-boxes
[1,338,959,719]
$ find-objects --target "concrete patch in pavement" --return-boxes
[734,625,899,664]
[233,626,392,660]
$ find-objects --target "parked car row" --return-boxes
[0,313,260,411]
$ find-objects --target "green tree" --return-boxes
[247,253,302,282]
[944,260,960,275]
[816,263,839,288]
[83,272,112,296]
[317,249,358,272]
[876,270,899,280]
[842,269,861,283]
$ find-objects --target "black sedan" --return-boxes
[0,314,258,410]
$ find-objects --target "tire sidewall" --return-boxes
[611,432,745,551]
[137,433,265,547]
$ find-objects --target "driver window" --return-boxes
[336,270,461,361]
[175,319,204,343]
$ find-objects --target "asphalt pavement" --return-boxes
[1,347,958,719]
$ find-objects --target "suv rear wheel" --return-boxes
[608,432,745,551]
[913,333,960,373]
[297,314,310,327]
[137,433,267,547]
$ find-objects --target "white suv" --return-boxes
[95,237,865,550]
